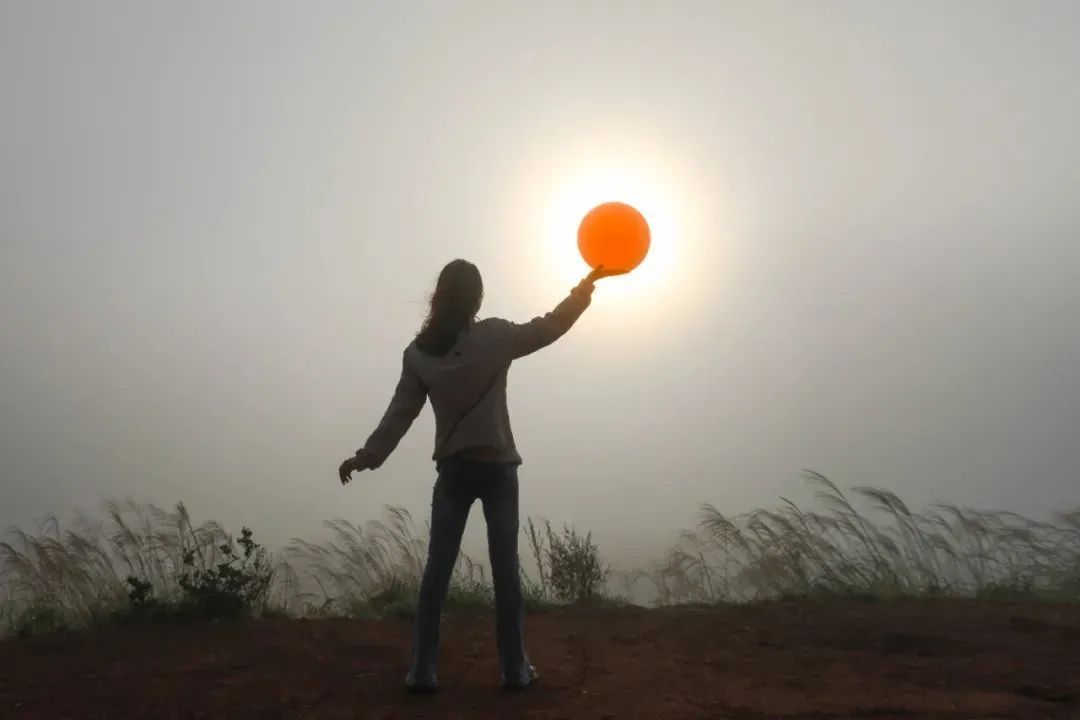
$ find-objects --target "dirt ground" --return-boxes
[1,600,1078,719]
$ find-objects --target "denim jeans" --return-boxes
[407,457,535,687]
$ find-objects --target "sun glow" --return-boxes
[539,163,682,301]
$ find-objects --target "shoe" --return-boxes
[405,669,439,694]
[502,664,539,690]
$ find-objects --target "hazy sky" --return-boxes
[2,1,1079,564]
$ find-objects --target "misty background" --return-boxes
[2,1,1078,568]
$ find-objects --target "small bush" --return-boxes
[176,527,274,621]
[113,575,168,624]
[526,519,610,603]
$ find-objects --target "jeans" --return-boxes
[407,457,535,687]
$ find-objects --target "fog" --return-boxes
[3,1,1079,569]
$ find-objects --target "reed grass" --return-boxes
[638,471,1080,604]
[2,473,1076,637]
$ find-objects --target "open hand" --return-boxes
[585,265,629,283]
[339,450,374,485]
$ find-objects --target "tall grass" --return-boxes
[2,474,1077,636]
[282,506,496,618]
[639,471,1080,604]
[0,500,232,635]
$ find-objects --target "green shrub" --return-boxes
[176,527,273,621]
[525,518,610,603]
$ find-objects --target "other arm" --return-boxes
[340,350,427,483]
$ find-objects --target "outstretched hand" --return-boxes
[585,265,629,283]
[339,450,374,485]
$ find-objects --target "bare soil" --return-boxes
[2,600,1079,719]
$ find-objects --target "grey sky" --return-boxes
[2,1,1078,564]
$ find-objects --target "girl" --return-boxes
[338,259,621,692]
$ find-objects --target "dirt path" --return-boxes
[2,600,1078,719]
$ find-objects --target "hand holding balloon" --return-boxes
[586,265,629,283]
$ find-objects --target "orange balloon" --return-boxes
[577,202,650,273]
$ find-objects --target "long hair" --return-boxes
[415,259,484,356]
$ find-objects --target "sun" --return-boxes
[539,163,681,302]
[500,131,722,334]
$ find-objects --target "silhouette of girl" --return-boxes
[338,259,622,692]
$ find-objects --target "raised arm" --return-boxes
[502,266,627,359]
[503,279,595,359]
